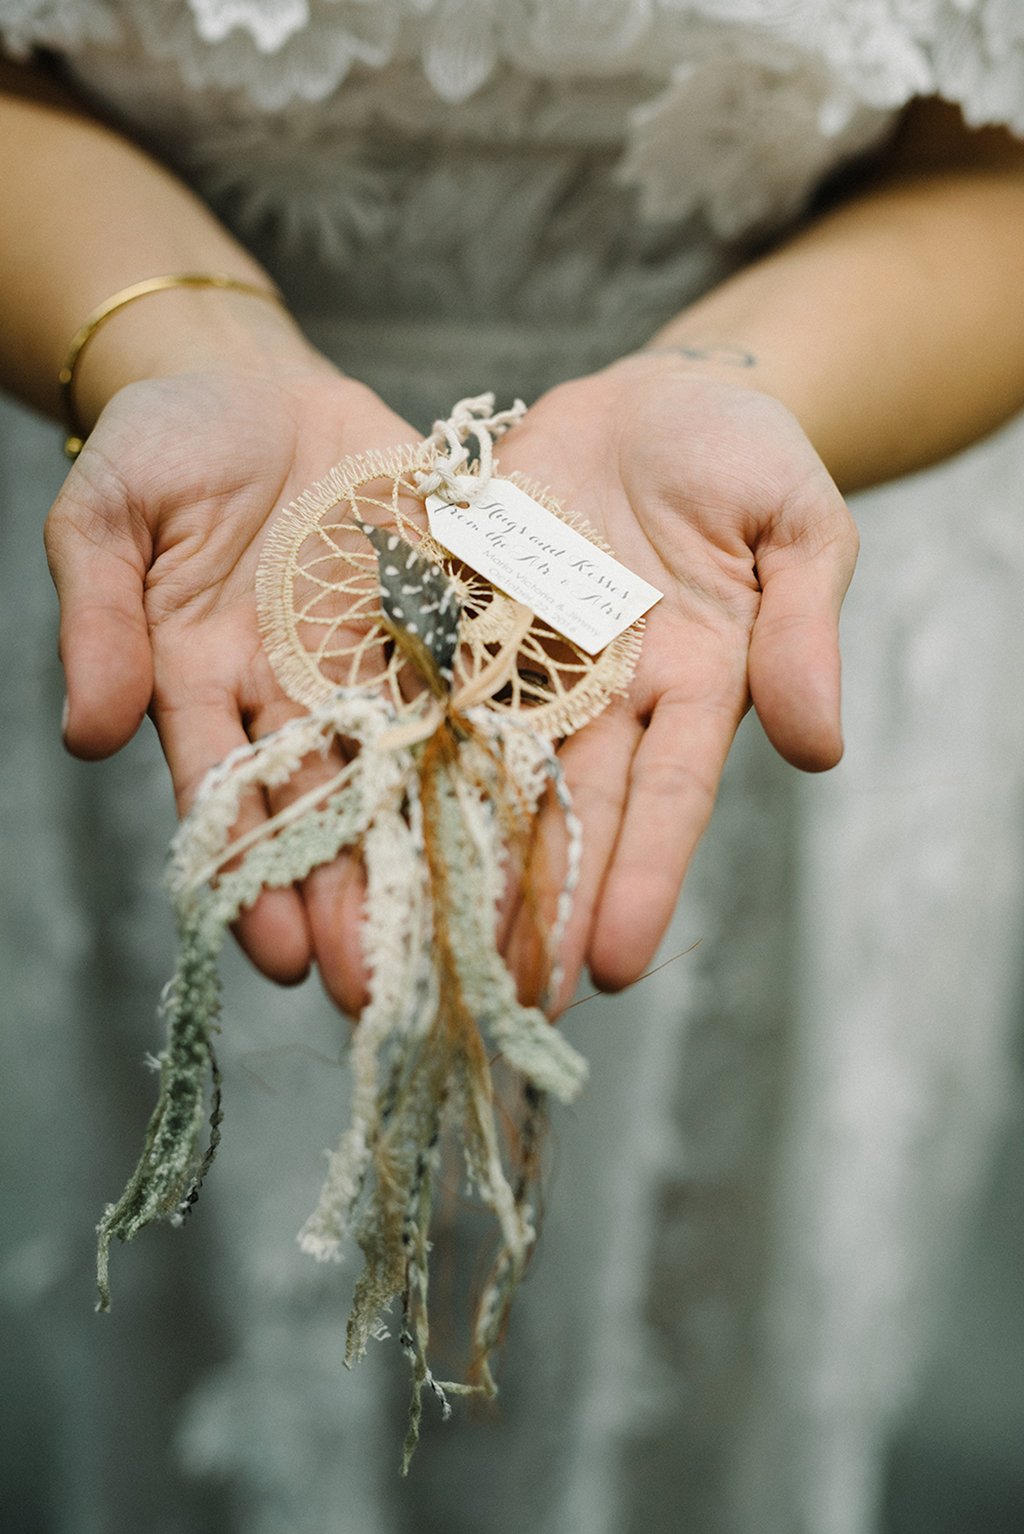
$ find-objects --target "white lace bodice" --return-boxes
[4,1,1024,301]
[4,9,1024,1534]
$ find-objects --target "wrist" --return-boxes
[69,280,334,436]
[627,319,837,474]
[604,335,793,415]
[639,316,796,402]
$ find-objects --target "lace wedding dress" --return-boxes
[2,5,1024,1533]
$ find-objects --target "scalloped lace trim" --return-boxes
[0,0,122,54]
[3,2,1024,241]
[4,2,1024,122]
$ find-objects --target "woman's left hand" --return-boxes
[493,352,859,1007]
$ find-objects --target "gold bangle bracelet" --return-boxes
[58,272,286,458]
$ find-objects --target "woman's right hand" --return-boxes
[45,358,419,1013]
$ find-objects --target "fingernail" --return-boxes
[61,694,70,740]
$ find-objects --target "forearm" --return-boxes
[0,63,326,431]
[650,105,1024,492]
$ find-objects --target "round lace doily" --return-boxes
[257,442,640,739]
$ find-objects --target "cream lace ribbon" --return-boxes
[96,396,645,1472]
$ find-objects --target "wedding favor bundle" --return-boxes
[96,397,659,1467]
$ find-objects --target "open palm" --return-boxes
[46,366,420,1004]
[494,354,859,1004]
[47,355,856,1017]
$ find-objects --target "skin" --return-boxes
[496,359,853,1004]
[3,63,1024,1013]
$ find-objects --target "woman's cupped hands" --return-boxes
[45,348,857,1017]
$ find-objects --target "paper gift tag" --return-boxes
[426,478,662,654]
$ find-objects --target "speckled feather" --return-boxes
[360,522,462,695]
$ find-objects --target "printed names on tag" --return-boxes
[425,478,662,654]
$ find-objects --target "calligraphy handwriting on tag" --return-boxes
[425,478,662,655]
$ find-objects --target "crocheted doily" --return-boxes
[96,396,645,1470]
[256,440,639,740]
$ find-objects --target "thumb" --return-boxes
[749,489,859,772]
[44,459,153,759]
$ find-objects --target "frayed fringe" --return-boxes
[98,416,645,1469]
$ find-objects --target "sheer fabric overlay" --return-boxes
[2,4,1024,1534]
[3,0,1023,254]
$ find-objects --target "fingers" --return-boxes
[504,701,640,1014]
[587,684,742,992]
[153,640,373,1004]
[46,452,312,984]
[44,463,152,759]
[155,683,314,987]
[243,695,369,1017]
[233,888,314,988]
[303,855,370,1017]
[750,493,859,771]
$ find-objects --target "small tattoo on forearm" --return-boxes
[645,342,758,368]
